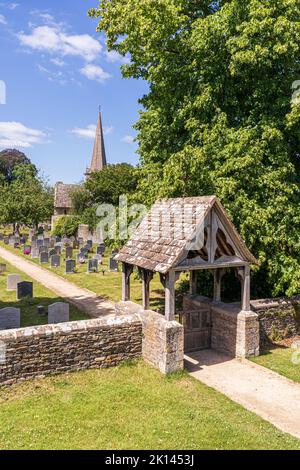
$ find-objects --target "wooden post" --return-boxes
[213,268,226,302]
[122,263,133,301]
[140,269,154,310]
[242,265,251,311]
[189,270,197,295]
[165,270,176,321]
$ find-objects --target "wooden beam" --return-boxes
[139,268,154,310]
[165,270,176,321]
[213,268,226,302]
[122,263,133,302]
[189,270,197,295]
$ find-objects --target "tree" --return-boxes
[0,149,36,183]
[0,164,53,230]
[90,0,300,297]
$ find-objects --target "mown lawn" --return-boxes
[0,360,299,450]
[0,242,187,311]
[251,346,300,383]
[0,256,88,328]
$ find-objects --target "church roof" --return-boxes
[115,196,258,274]
[87,111,107,175]
[54,183,80,209]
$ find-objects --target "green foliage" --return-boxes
[91,0,300,297]
[0,148,36,183]
[52,215,81,237]
[0,164,53,228]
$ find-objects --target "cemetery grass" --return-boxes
[0,242,169,311]
[251,346,300,383]
[0,361,299,450]
[0,257,88,328]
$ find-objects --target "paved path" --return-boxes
[185,350,300,440]
[0,246,115,318]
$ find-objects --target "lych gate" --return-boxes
[115,197,260,358]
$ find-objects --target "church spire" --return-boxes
[86,109,107,178]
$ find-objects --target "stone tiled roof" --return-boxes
[54,183,80,209]
[115,196,257,273]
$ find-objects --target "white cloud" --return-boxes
[50,57,65,67]
[71,124,114,139]
[0,122,47,148]
[0,3,19,10]
[80,64,111,83]
[0,14,7,25]
[105,50,130,64]
[18,25,102,62]
[37,64,67,85]
[121,135,135,144]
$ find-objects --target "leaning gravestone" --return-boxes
[65,246,73,259]
[40,252,49,264]
[66,259,76,274]
[0,263,6,273]
[17,281,33,300]
[109,258,119,272]
[48,302,70,324]
[51,254,61,268]
[7,274,22,291]
[0,307,20,330]
[88,259,98,273]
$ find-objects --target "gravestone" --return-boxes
[0,263,7,273]
[37,239,43,248]
[97,243,106,255]
[40,252,49,264]
[23,245,31,255]
[65,246,73,259]
[0,233,3,240]
[37,305,46,316]
[48,302,70,324]
[65,259,76,274]
[87,239,93,247]
[55,236,61,243]
[39,245,48,254]
[55,245,62,255]
[77,253,86,264]
[49,248,56,257]
[88,259,98,273]
[4,237,9,245]
[44,238,50,247]
[109,258,119,272]
[31,247,39,259]
[73,240,79,250]
[17,281,33,300]
[7,274,22,290]
[0,307,20,330]
[93,254,102,263]
[37,234,44,241]
[51,254,61,268]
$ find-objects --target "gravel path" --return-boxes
[0,246,115,318]
[185,349,300,440]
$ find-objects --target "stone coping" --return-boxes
[0,314,140,341]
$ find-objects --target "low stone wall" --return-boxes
[0,315,142,386]
[116,302,184,374]
[251,297,300,347]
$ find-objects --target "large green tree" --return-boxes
[90,0,300,297]
[0,148,36,183]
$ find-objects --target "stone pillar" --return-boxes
[189,270,197,295]
[122,263,133,302]
[236,310,260,358]
[165,270,176,321]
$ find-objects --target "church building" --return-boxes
[52,111,107,227]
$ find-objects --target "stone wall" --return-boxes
[251,297,300,347]
[116,302,184,374]
[0,315,142,386]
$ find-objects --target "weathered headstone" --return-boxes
[7,274,22,290]
[0,263,7,273]
[97,243,106,255]
[88,259,98,273]
[65,259,76,274]
[0,307,20,330]
[65,246,73,259]
[40,252,49,264]
[51,254,61,268]
[48,302,70,324]
[109,258,119,272]
[17,281,33,300]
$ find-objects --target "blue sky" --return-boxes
[0,0,148,184]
